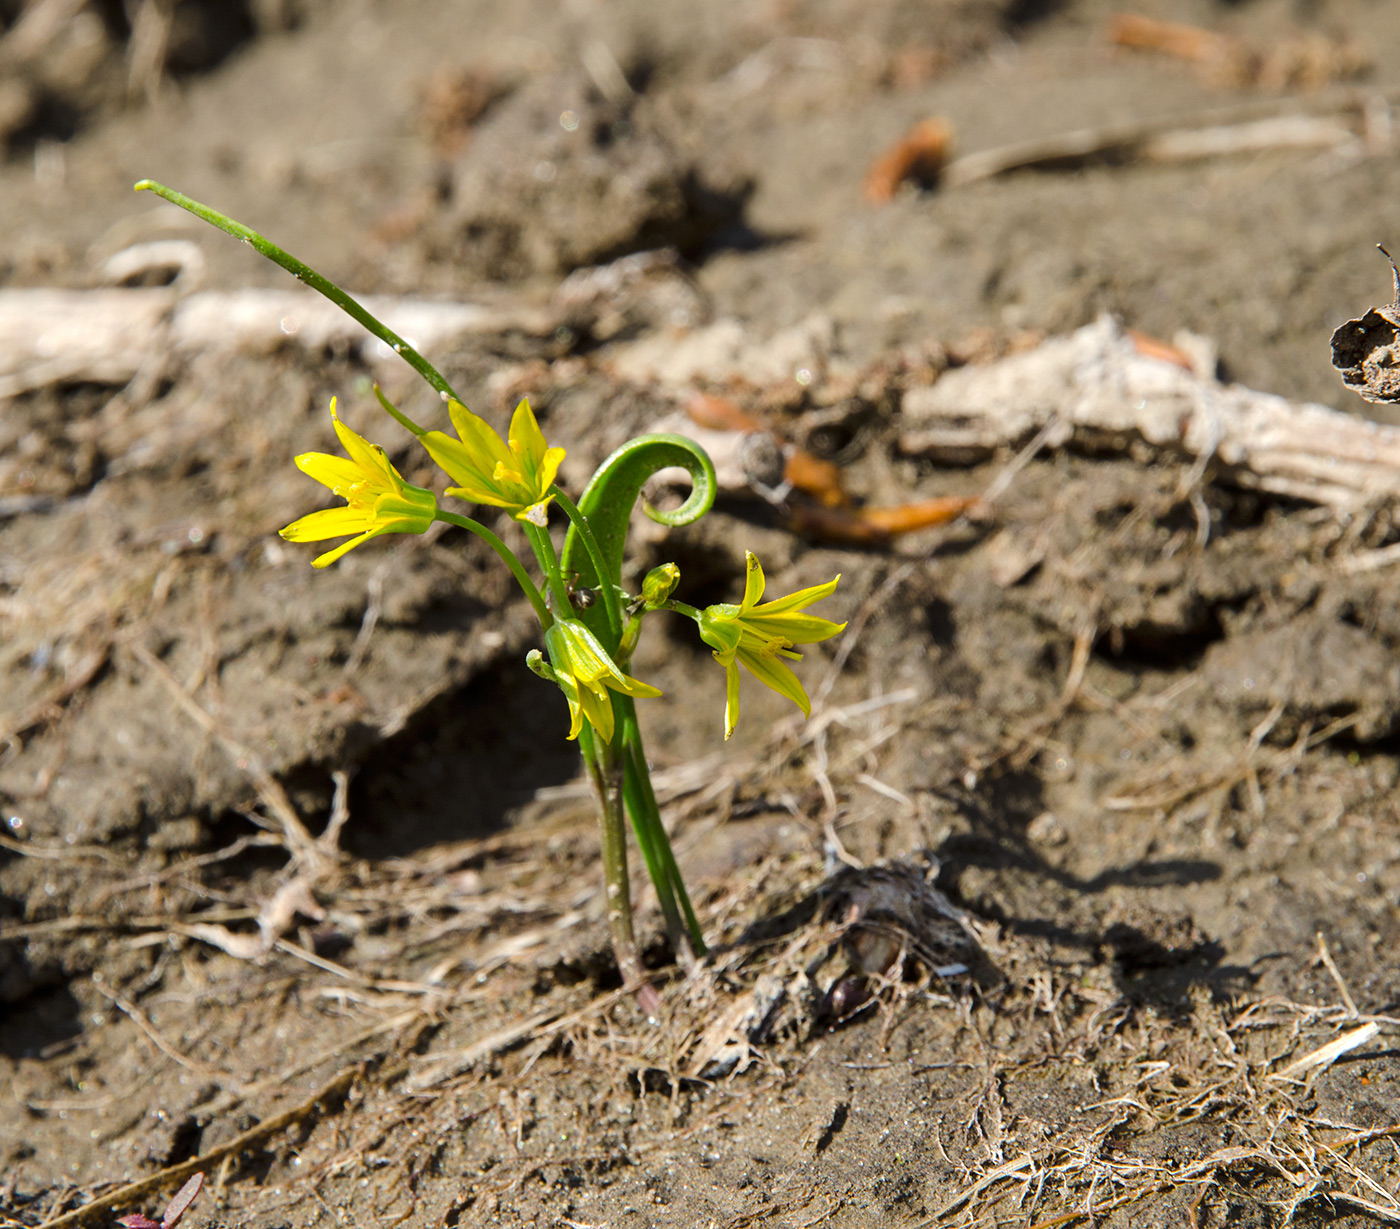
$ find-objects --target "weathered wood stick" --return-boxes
[899,315,1400,508]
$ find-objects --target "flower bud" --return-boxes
[641,563,680,609]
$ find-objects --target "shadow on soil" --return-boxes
[0,980,83,1060]
[931,773,1249,1012]
[346,656,582,860]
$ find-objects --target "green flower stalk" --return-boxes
[134,178,845,1003]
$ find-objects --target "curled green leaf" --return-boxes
[559,433,716,649]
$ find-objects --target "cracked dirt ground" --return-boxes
[3,1,1400,1225]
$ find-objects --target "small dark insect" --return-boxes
[116,1172,204,1229]
[1331,245,1400,404]
[565,574,596,610]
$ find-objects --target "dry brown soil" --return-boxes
[4,1,1400,1226]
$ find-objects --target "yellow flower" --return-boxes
[544,618,661,743]
[280,401,437,568]
[420,398,564,527]
[697,552,845,739]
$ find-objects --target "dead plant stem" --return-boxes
[35,1064,361,1229]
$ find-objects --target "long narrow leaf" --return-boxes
[134,180,462,405]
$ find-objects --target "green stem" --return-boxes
[434,510,550,628]
[618,700,705,956]
[373,383,427,438]
[664,599,702,621]
[616,610,644,670]
[615,702,681,948]
[550,484,623,641]
[523,520,573,617]
[578,723,650,998]
[134,180,463,406]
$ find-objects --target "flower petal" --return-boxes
[311,529,379,568]
[508,399,548,465]
[697,554,842,734]
[440,484,516,511]
[295,452,366,495]
[535,445,566,493]
[447,400,514,475]
[739,551,766,611]
[331,407,399,490]
[422,399,562,518]
[553,620,621,685]
[578,680,617,743]
[746,610,847,645]
[697,605,742,660]
[554,671,585,740]
[513,496,554,527]
[752,575,842,616]
[723,659,741,740]
[373,483,438,532]
[737,648,811,717]
[283,402,437,568]
[280,505,375,542]
[614,672,662,700]
[421,430,481,491]
[544,619,661,741]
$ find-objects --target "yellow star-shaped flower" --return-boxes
[420,398,565,527]
[697,552,845,739]
[280,401,437,568]
[544,619,661,744]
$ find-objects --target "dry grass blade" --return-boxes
[1274,1022,1380,1079]
[407,989,628,1091]
[939,86,1383,189]
[91,973,244,1092]
[0,641,109,747]
[125,0,173,105]
[1313,931,1361,1018]
[127,641,324,871]
[35,1065,361,1229]
[912,1155,1034,1226]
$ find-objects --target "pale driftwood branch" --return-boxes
[4,283,1394,511]
[941,113,1362,188]
[170,290,554,357]
[899,315,1400,508]
[0,287,175,398]
[0,286,556,399]
[940,86,1399,188]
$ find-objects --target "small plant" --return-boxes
[116,1172,204,1229]
[134,181,845,995]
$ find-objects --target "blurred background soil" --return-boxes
[3,1,1400,1226]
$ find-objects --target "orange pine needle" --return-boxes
[686,392,762,433]
[686,393,849,507]
[1108,13,1233,63]
[863,117,954,205]
[1126,328,1195,371]
[790,496,978,544]
[784,450,847,508]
